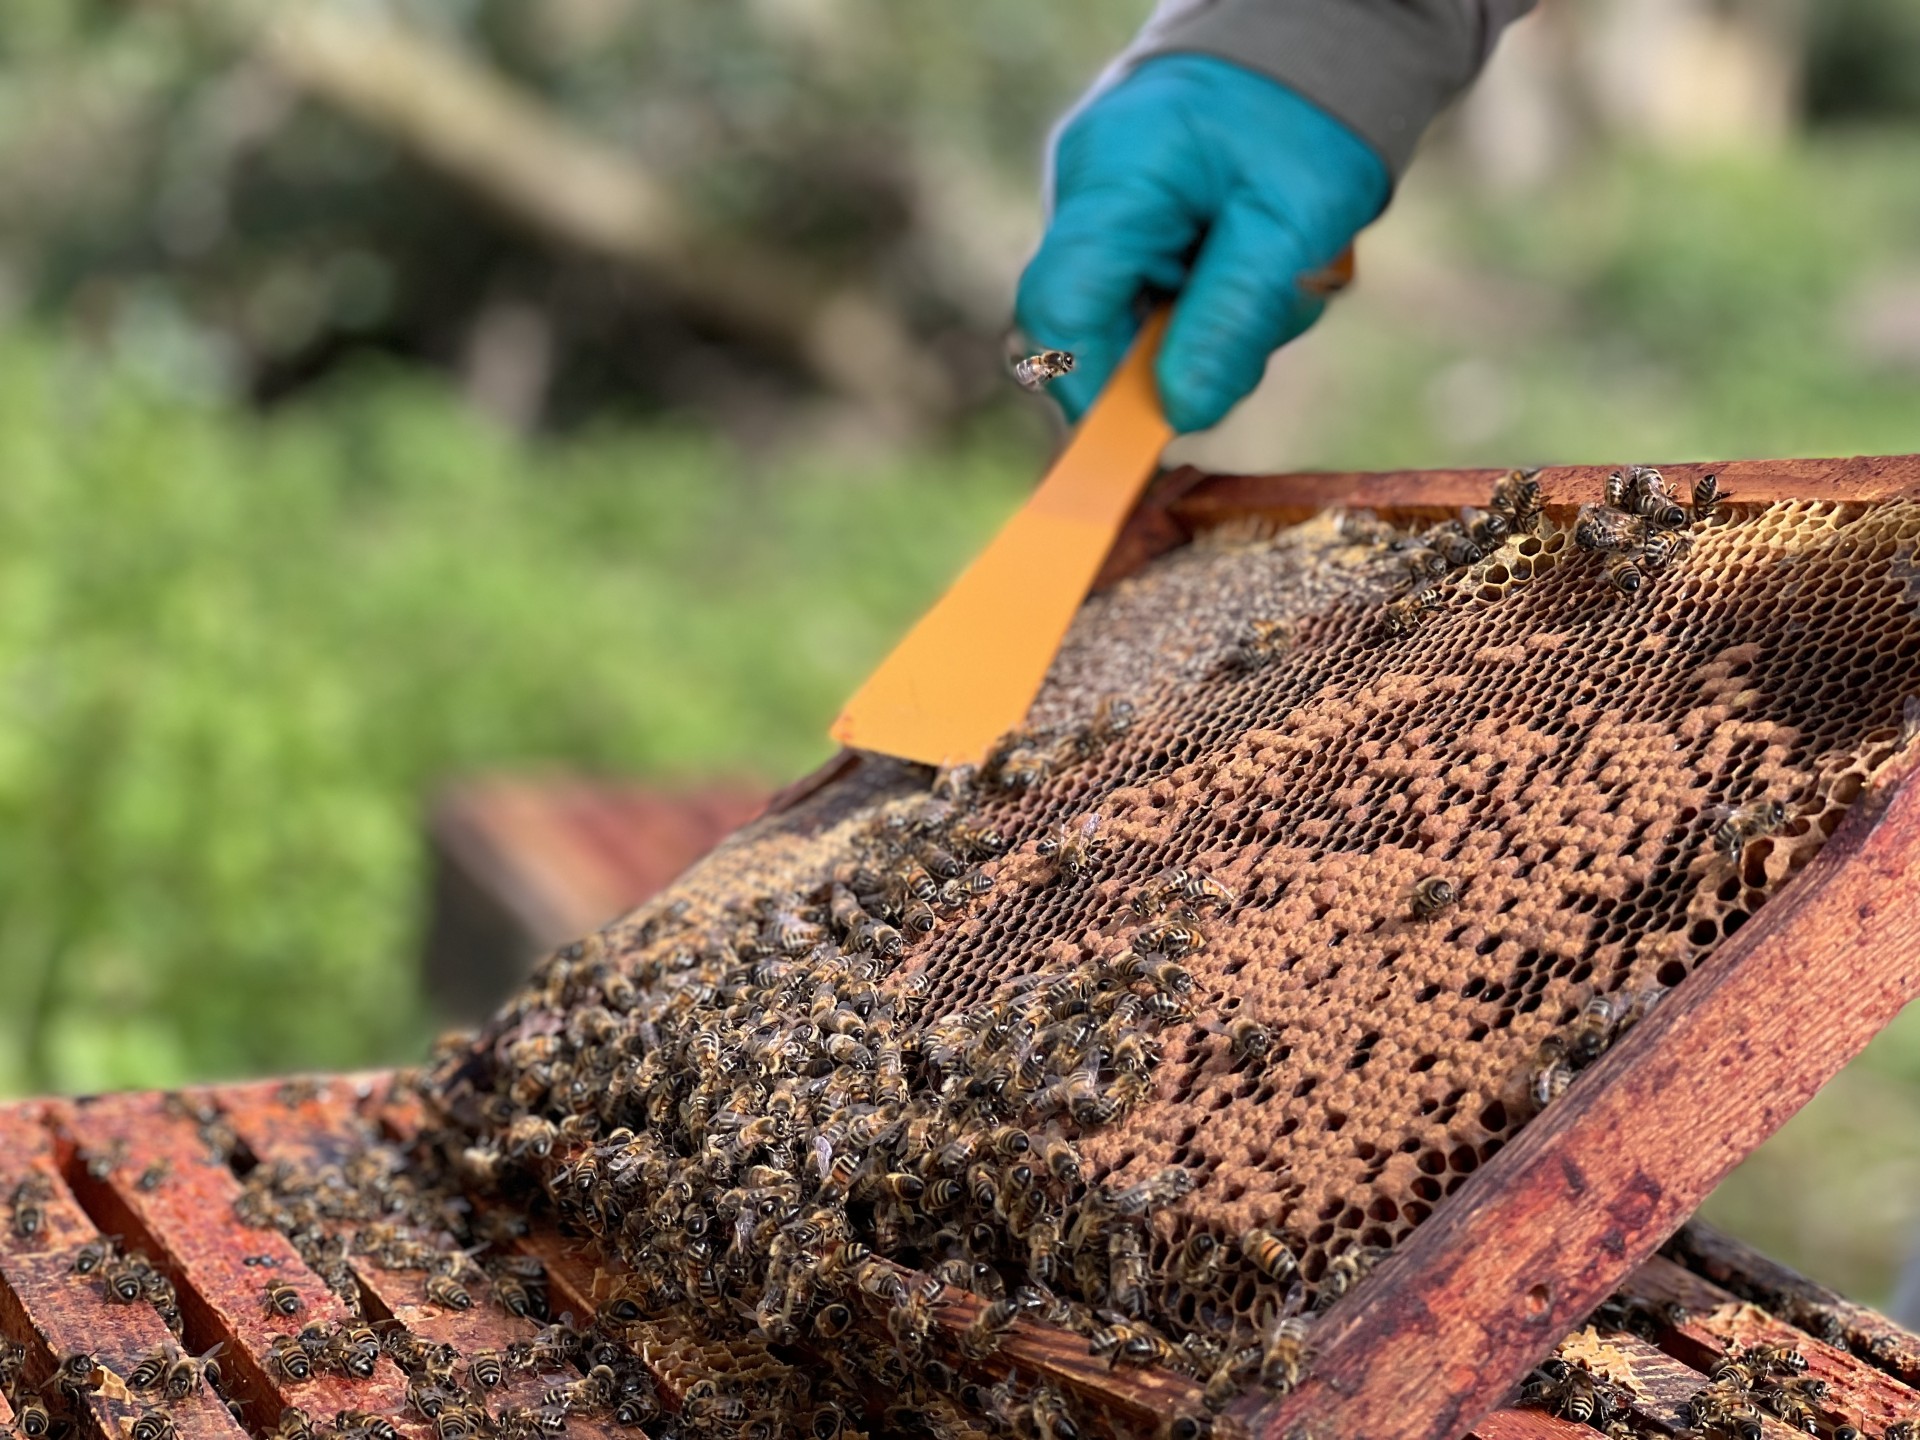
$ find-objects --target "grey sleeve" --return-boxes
[1131,0,1538,175]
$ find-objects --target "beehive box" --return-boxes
[9,456,1920,1440]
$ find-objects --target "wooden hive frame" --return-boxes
[5,453,1920,1440]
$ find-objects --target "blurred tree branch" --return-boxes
[184,0,953,427]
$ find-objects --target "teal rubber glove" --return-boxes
[1016,54,1390,433]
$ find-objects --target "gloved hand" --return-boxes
[1016,54,1390,433]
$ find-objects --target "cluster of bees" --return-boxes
[1573,466,1723,595]
[0,1328,226,1440]
[69,1233,187,1335]
[1375,467,1548,639]
[1683,1341,1834,1438]
[423,708,1378,1438]
[226,1134,683,1440]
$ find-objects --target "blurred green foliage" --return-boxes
[0,336,1034,1095]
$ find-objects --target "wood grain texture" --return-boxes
[1237,747,1920,1440]
[1625,1255,1916,1436]
[1093,454,1920,588]
[1463,1409,1597,1440]
[1670,1221,1920,1387]
[1559,1327,1805,1438]
[0,1107,247,1440]
[209,1080,604,1432]
[53,1095,424,1438]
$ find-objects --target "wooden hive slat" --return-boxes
[0,1104,248,1440]
[1671,1220,1920,1385]
[1624,1254,1920,1435]
[206,1078,609,1433]
[52,1095,423,1438]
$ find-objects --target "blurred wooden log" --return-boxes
[184,0,953,426]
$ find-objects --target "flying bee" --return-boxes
[1036,814,1104,881]
[1409,876,1456,920]
[1227,618,1296,671]
[1240,1228,1298,1283]
[263,1277,304,1316]
[1711,798,1787,864]
[1014,349,1075,392]
[1132,910,1204,959]
[1573,502,1643,555]
[1692,471,1723,524]
[1603,554,1644,595]
[1379,586,1445,639]
[1491,468,1544,534]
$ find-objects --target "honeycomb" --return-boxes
[430,482,1920,1437]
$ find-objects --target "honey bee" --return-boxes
[1013,349,1075,392]
[1227,618,1296,671]
[1602,554,1644,595]
[1639,527,1690,572]
[1089,1317,1178,1369]
[1239,1227,1298,1283]
[1202,1346,1259,1413]
[273,1409,315,1440]
[1529,1035,1574,1110]
[467,1350,505,1389]
[329,1326,381,1380]
[1038,1139,1082,1187]
[1106,1166,1194,1217]
[1573,502,1643,555]
[1409,876,1456,920]
[1399,544,1452,584]
[1259,1314,1314,1393]
[1134,867,1234,918]
[335,1412,401,1440]
[1314,1246,1384,1311]
[1692,471,1723,524]
[491,1271,540,1318]
[53,1349,100,1405]
[136,1159,172,1192]
[84,1138,129,1180]
[1425,524,1484,569]
[105,1251,151,1304]
[1223,1016,1273,1064]
[1525,1359,1623,1427]
[962,1297,1025,1359]
[812,1302,854,1339]
[163,1343,224,1401]
[9,1175,49,1241]
[1490,468,1544,535]
[1754,1380,1821,1430]
[992,736,1057,792]
[264,1277,305,1316]
[131,1411,176,1440]
[16,1396,51,1439]
[1036,815,1104,881]
[1026,1217,1062,1284]
[1710,798,1787,864]
[1030,1386,1082,1440]
[1379,586,1445,639]
[1456,505,1509,552]
[1684,1380,1763,1440]
[269,1335,313,1382]
[1171,1231,1223,1288]
[1132,911,1204,959]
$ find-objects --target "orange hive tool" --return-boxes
[830,307,1174,767]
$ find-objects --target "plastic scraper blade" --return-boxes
[830,308,1172,767]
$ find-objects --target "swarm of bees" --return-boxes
[1013,350,1075,392]
[1573,465,1724,595]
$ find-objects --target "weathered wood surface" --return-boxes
[210,1079,602,1433]
[1671,1220,1920,1387]
[1240,745,1920,1440]
[0,1104,248,1440]
[1099,453,1920,586]
[1560,1326,1806,1438]
[1626,1254,1912,1436]
[54,1094,422,1437]
[1463,1410,1598,1440]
